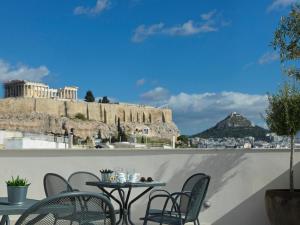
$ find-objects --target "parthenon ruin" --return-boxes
[0,80,178,139]
[3,80,78,100]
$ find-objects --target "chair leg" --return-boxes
[5,216,9,225]
[53,217,57,225]
[197,218,200,225]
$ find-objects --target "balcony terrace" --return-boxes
[0,148,299,225]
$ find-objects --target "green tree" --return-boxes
[74,113,86,120]
[266,83,300,192]
[177,135,189,145]
[84,90,95,102]
[111,136,119,143]
[97,130,102,139]
[102,96,110,103]
[117,118,125,142]
[273,4,300,79]
[116,120,128,141]
[98,98,102,103]
[85,136,94,148]
[121,130,127,142]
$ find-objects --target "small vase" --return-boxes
[101,173,113,182]
[7,186,28,205]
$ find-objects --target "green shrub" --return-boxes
[6,176,30,186]
[75,113,86,120]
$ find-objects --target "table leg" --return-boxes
[112,186,133,225]
[0,215,9,225]
[117,188,126,225]
[99,187,123,225]
[127,187,154,225]
[121,187,132,225]
[95,185,157,225]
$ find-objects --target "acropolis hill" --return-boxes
[0,80,179,140]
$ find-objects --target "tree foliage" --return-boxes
[269,4,300,192]
[97,130,102,139]
[266,83,300,137]
[177,135,189,144]
[272,4,300,79]
[141,136,145,144]
[102,96,110,104]
[116,117,127,142]
[84,90,95,102]
[266,83,300,192]
[74,113,86,121]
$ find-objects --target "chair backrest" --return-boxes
[68,171,101,193]
[15,192,116,225]
[44,173,73,197]
[180,173,210,223]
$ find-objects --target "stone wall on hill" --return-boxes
[0,98,172,124]
[0,98,178,139]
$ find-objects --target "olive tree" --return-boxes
[266,83,300,192]
[273,4,300,79]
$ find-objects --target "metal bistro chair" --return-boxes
[68,171,102,193]
[68,171,122,216]
[43,173,73,197]
[142,173,210,225]
[15,192,116,225]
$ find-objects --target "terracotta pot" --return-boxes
[265,189,300,225]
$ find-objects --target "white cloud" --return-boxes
[136,78,146,86]
[258,51,279,64]
[140,88,268,134]
[74,0,110,16]
[132,10,227,43]
[201,9,217,20]
[0,59,49,82]
[166,20,217,36]
[140,87,170,103]
[243,51,279,70]
[267,0,297,12]
[170,92,268,134]
[132,23,165,43]
[242,62,255,70]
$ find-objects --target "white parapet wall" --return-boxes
[0,130,23,145]
[4,138,68,149]
[0,149,299,225]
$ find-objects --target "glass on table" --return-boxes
[126,168,135,182]
[114,167,126,183]
[127,169,141,183]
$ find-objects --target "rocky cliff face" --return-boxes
[214,112,253,129]
[0,112,179,140]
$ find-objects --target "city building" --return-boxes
[0,130,69,149]
[3,80,78,100]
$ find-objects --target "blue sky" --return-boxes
[0,0,298,134]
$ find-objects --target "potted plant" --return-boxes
[265,83,300,225]
[100,169,114,182]
[265,4,300,224]
[6,176,30,205]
